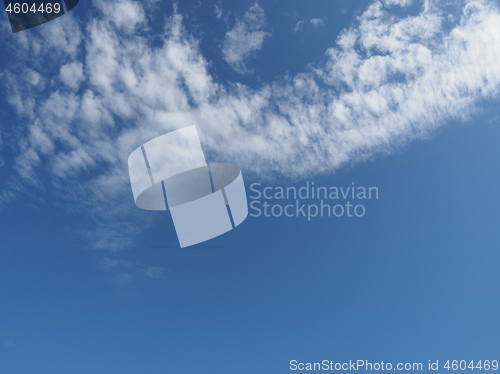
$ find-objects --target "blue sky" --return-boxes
[1,0,500,373]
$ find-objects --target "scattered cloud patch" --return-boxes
[383,0,413,6]
[2,0,500,249]
[215,4,223,20]
[94,0,146,33]
[294,20,304,33]
[60,62,84,90]
[222,3,270,73]
[310,18,325,28]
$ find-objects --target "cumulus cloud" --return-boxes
[222,3,270,73]
[60,62,84,90]
[93,0,145,34]
[2,0,500,249]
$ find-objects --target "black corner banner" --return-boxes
[3,0,80,33]
[63,0,77,11]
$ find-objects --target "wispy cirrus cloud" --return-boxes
[214,4,223,20]
[1,0,500,249]
[222,3,270,73]
[98,256,165,293]
[295,18,325,33]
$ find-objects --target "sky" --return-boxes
[1,0,500,373]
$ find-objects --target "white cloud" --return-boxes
[60,62,84,90]
[215,4,223,20]
[94,0,146,34]
[2,0,500,249]
[222,3,270,73]
[383,0,413,6]
[295,18,325,33]
[294,20,305,33]
[310,18,325,28]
